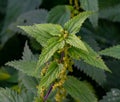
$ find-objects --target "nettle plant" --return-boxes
[5,11,112,102]
[1,0,120,102]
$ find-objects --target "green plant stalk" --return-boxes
[42,45,72,101]
[74,0,79,10]
[69,0,73,5]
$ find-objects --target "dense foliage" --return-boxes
[0,0,120,102]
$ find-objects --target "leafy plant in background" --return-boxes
[0,0,120,102]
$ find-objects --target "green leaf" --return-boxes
[99,45,120,60]
[16,9,48,25]
[81,33,100,51]
[18,24,63,47]
[3,0,41,27]
[79,0,99,27]
[99,3,120,22]
[0,0,7,13]
[99,88,120,102]
[99,0,120,22]
[0,0,42,47]
[0,88,21,102]
[66,34,88,52]
[9,9,48,33]
[5,42,39,78]
[38,62,63,94]
[21,90,34,102]
[99,0,120,9]
[6,60,39,78]
[64,11,92,34]
[104,60,120,89]
[0,88,34,102]
[19,72,38,94]
[74,60,106,85]
[63,76,97,102]
[68,43,110,72]
[22,41,37,61]
[94,20,120,44]
[35,37,65,74]
[47,5,71,26]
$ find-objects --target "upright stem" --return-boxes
[69,0,73,5]
[74,0,79,10]
[60,51,65,63]
[44,84,53,102]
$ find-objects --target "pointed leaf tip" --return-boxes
[35,37,65,74]
[68,43,111,72]
[99,45,120,60]
[64,11,93,34]
[66,34,88,52]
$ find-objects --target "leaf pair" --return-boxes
[68,42,111,72]
[18,11,92,74]
[37,62,63,95]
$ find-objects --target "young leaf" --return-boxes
[35,37,65,74]
[38,62,63,94]
[6,60,39,78]
[18,24,63,46]
[64,11,92,34]
[99,45,120,60]
[66,34,88,52]
[47,5,71,26]
[79,0,99,27]
[63,76,97,102]
[99,88,120,102]
[68,43,111,72]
